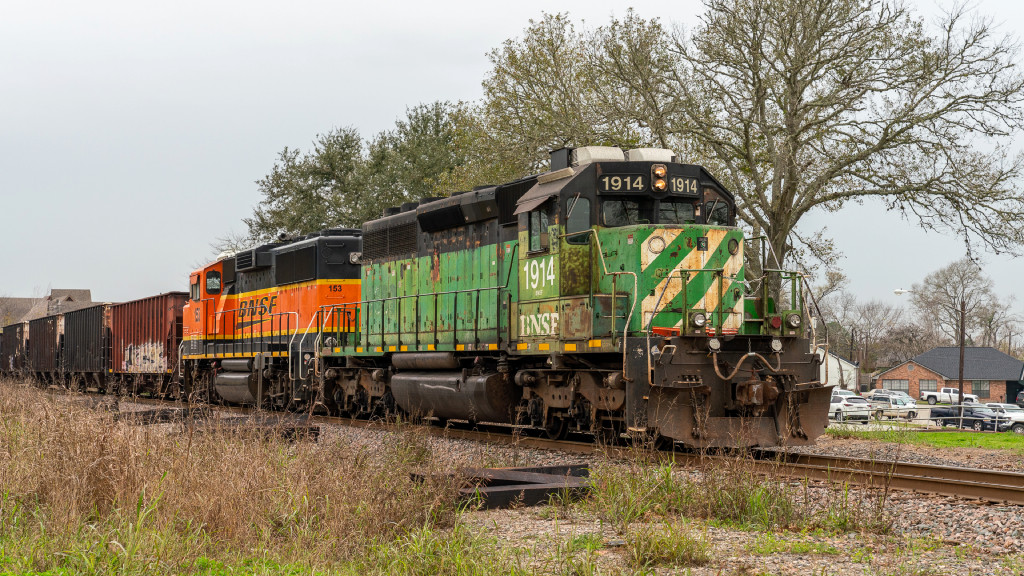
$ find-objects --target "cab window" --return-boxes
[602,199,652,227]
[190,277,200,301]
[705,201,731,226]
[658,200,696,225]
[205,271,222,295]
[528,206,550,252]
[565,197,591,244]
[703,187,733,226]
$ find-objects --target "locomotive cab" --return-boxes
[513,146,829,447]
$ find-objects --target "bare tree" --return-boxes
[483,3,1024,275]
[210,231,258,259]
[976,296,1020,348]
[911,258,995,345]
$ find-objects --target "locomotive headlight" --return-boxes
[728,238,740,255]
[691,312,707,327]
[652,164,667,178]
[653,178,667,191]
[786,313,801,328]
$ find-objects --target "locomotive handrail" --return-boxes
[358,284,505,351]
[641,266,737,331]
[209,308,296,357]
[293,312,324,383]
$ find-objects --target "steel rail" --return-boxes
[114,396,1024,506]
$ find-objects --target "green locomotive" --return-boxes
[320,146,830,448]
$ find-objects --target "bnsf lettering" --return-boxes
[519,312,560,337]
[238,295,278,318]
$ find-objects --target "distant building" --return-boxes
[819,352,860,392]
[872,347,1024,402]
[0,289,93,326]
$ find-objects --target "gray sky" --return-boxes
[1,0,1021,319]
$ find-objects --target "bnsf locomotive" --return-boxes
[0,147,830,448]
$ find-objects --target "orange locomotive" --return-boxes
[181,229,362,409]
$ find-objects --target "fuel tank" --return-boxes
[215,371,259,404]
[390,371,516,423]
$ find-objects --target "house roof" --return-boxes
[49,289,91,302]
[0,289,94,325]
[911,347,1024,381]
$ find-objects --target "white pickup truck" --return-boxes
[920,387,979,405]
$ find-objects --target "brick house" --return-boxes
[873,347,1024,402]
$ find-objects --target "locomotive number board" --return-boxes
[598,173,701,195]
[598,174,647,192]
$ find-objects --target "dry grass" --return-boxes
[0,377,461,573]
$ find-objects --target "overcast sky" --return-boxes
[1,0,1021,320]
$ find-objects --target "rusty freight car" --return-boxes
[1,322,30,375]
[110,292,187,396]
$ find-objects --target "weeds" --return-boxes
[362,523,527,576]
[588,446,892,535]
[0,378,461,573]
[624,522,710,569]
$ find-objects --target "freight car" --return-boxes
[108,293,188,396]
[317,147,830,448]
[0,322,29,375]
[28,315,63,383]
[63,304,113,391]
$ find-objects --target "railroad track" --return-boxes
[111,395,1024,507]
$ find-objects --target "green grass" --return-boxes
[826,427,1024,453]
[624,523,710,569]
[588,456,890,535]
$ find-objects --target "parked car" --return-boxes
[929,405,1012,431]
[833,389,859,398]
[1016,390,1024,409]
[864,389,914,402]
[920,387,979,405]
[985,403,1024,434]
[871,396,919,420]
[830,394,871,423]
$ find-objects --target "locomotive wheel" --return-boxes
[543,416,568,440]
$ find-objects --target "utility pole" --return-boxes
[958,298,966,429]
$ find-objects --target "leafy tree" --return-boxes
[357,101,480,223]
[483,3,1024,273]
[245,102,486,241]
[244,127,364,241]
